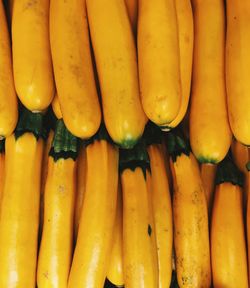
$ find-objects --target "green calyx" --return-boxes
[0,140,5,153]
[49,119,79,161]
[166,130,190,162]
[119,139,150,179]
[215,155,244,187]
[144,121,163,146]
[84,122,114,147]
[15,107,45,140]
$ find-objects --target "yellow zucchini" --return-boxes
[12,0,55,111]
[226,1,250,145]
[138,0,181,126]
[50,0,101,139]
[0,109,44,287]
[68,126,119,288]
[211,157,248,287]
[37,120,78,288]
[0,0,18,138]
[86,0,146,148]
[74,145,87,239]
[167,0,194,129]
[147,144,173,288]
[120,143,158,287]
[167,131,211,287]
[190,0,231,163]
[106,182,124,287]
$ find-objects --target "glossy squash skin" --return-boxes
[211,157,248,288]
[12,0,55,111]
[226,1,250,145]
[0,110,44,287]
[167,131,211,287]
[106,182,124,287]
[120,143,158,288]
[68,127,119,288]
[0,0,18,138]
[37,120,78,288]
[190,0,231,164]
[50,0,101,139]
[138,0,181,127]
[86,0,147,148]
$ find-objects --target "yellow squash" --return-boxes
[50,0,101,139]
[190,0,231,163]
[120,144,158,287]
[125,0,138,33]
[74,145,87,239]
[0,0,18,138]
[68,128,119,288]
[86,0,146,148]
[167,131,211,287]
[211,157,248,287]
[200,163,217,217]
[106,182,124,287]
[147,143,173,288]
[12,0,54,111]
[167,0,194,129]
[138,0,181,127]
[0,141,5,204]
[37,120,78,288]
[52,93,63,120]
[226,1,250,145]
[39,129,54,239]
[0,110,44,287]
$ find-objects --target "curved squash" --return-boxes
[12,0,55,111]
[86,0,146,148]
[50,0,101,139]
[0,1,18,138]
[0,109,44,287]
[190,0,231,163]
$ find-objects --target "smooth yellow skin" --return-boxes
[138,0,181,126]
[12,0,54,111]
[212,183,248,288]
[168,0,193,129]
[226,1,250,146]
[106,182,124,287]
[52,93,62,120]
[74,146,87,239]
[50,0,101,139]
[68,140,118,288]
[122,167,158,288]
[190,0,231,163]
[145,170,159,281]
[39,130,54,238]
[171,153,211,287]
[0,133,43,287]
[200,163,217,217]
[0,152,5,205]
[0,1,18,138]
[148,145,173,288]
[125,0,138,34]
[86,0,146,147]
[37,157,76,288]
